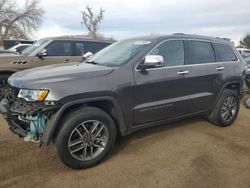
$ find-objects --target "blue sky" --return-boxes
[18,0,250,45]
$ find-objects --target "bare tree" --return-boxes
[81,5,104,38]
[0,0,44,45]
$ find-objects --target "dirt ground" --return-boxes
[1,97,250,188]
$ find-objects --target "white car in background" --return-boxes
[8,43,31,54]
[237,48,250,58]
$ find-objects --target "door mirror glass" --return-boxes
[138,55,164,70]
[37,49,47,59]
[82,51,93,61]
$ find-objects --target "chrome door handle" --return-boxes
[177,70,189,75]
[216,67,225,71]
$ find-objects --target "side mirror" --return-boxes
[82,52,93,61]
[138,55,165,70]
[37,49,47,59]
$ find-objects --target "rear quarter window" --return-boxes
[214,43,237,62]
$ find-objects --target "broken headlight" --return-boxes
[246,65,250,72]
[18,89,49,102]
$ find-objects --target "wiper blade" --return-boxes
[85,61,99,65]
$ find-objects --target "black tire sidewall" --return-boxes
[246,79,250,89]
[55,107,117,169]
[216,90,240,126]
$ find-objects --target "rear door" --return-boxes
[72,41,111,62]
[185,40,225,109]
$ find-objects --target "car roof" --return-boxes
[41,35,116,43]
[127,33,234,45]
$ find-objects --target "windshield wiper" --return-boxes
[85,61,99,65]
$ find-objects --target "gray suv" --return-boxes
[0,34,245,169]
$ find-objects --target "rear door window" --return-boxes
[188,41,215,64]
[73,41,111,56]
[74,42,85,56]
[214,43,238,62]
[84,41,110,54]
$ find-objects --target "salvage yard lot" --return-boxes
[1,99,250,188]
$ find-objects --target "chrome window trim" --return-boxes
[135,38,240,72]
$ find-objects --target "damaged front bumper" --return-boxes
[0,90,61,145]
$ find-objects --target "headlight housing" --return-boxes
[18,89,49,102]
[246,65,250,72]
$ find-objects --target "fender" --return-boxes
[209,80,243,113]
[41,96,127,146]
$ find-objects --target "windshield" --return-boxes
[86,39,151,67]
[21,39,48,56]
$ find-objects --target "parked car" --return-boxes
[0,36,115,99]
[244,56,250,88]
[0,34,245,169]
[237,48,250,58]
[8,43,31,53]
[0,50,19,56]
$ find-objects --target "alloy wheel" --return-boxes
[221,96,237,122]
[0,80,14,101]
[68,120,109,161]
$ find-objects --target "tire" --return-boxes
[245,79,250,89]
[208,89,240,127]
[55,106,117,169]
[0,74,11,100]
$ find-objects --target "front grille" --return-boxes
[8,85,19,103]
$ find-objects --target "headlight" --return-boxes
[18,89,49,102]
[247,66,250,72]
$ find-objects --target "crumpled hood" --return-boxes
[8,62,114,89]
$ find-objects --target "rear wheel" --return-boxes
[0,74,14,101]
[55,107,117,169]
[208,89,240,127]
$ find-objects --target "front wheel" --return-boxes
[0,74,13,101]
[55,107,117,169]
[208,89,240,127]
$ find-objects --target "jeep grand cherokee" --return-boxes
[0,34,245,169]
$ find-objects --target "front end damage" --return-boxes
[0,87,60,144]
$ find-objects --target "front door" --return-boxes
[133,40,194,125]
[35,40,74,66]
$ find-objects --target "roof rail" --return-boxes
[172,33,185,35]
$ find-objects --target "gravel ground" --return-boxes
[0,98,250,188]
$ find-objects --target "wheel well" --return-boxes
[224,82,242,95]
[56,100,122,137]
[0,71,15,77]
